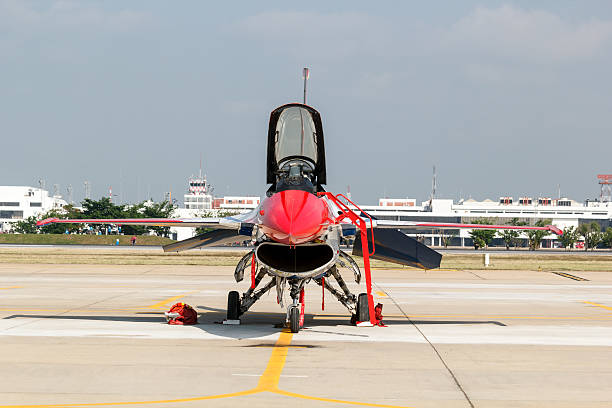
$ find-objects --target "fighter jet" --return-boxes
[38,103,562,333]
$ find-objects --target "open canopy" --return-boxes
[267,104,326,186]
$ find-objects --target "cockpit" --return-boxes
[266,104,326,195]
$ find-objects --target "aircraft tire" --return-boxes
[227,291,240,320]
[289,306,300,333]
[357,293,369,322]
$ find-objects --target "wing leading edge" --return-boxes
[36,217,246,229]
[370,220,563,235]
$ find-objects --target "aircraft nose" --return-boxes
[260,190,329,245]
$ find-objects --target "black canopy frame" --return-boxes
[266,103,327,187]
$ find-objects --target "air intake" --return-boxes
[256,242,334,274]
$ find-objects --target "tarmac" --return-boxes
[1,263,612,407]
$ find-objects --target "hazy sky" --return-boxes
[2,1,612,205]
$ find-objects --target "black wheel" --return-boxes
[227,291,240,320]
[289,306,300,333]
[357,293,369,322]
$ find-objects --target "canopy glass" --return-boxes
[274,106,318,165]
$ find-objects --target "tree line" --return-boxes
[467,218,612,251]
[11,197,174,237]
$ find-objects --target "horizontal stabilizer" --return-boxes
[163,229,248,253]
[353,228,442,270]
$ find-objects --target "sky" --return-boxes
[1,1,611,205]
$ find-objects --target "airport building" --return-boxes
[361,197,612,247]
[182,171,260,212]
[172,171,261,240]
[0,186,67,232]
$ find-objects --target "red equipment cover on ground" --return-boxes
[166,302,198,325]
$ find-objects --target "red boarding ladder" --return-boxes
[318,192,379,326]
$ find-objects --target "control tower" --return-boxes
[183,167,214,210]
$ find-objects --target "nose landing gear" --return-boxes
[286,283,305,333]
[288,306,300,333]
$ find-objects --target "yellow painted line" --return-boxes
[0,308,138,313]
[552,272,588,281]
[0,326,415,408]
[257,328,293,391]
[375,290,388,297]
[584,301,612,312]
[276,389,415,407]
[145,290,199,310]
[0,286,21,290]
[0,389,259,407]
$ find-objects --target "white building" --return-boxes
[360,197,612,248]
[0,186,67,232]
[218,196,260,211]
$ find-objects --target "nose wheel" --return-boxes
[289,306,300,333]
[286,285,305,333]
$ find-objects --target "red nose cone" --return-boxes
[260,190,329,245]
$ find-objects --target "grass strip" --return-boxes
[0,247,611,271]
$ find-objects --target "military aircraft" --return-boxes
[38,103,562,333]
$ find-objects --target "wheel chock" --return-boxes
[222,319,241,325]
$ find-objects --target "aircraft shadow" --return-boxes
[2,310,289,340]
[305,317,506,327]
[2,311,505,341]
[4,314,164,323]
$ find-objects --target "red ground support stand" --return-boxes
[299,289,305,328]
[250,252,257,289]
[318,192,379,326]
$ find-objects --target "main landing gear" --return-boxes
[227,291,240,321]
[356,293,370,322]
[227,251,376,330]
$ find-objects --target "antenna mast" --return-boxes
[303,67,310,104]
[431,165,437,200]
[67,184,73,204]
[84,181,91,200]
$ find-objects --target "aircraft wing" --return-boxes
[368,220,563,235]
[36,213,257,229]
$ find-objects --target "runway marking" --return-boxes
[0,308,139,313]
[0,286,21,290]
[552,272,588,281]
[584,301,612,312]
[375,290,388,297]
[232,374,308,378]
[257,328,293,390]
[144,290,200,310]
[312,313,612,321]
[0,328,415,408]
